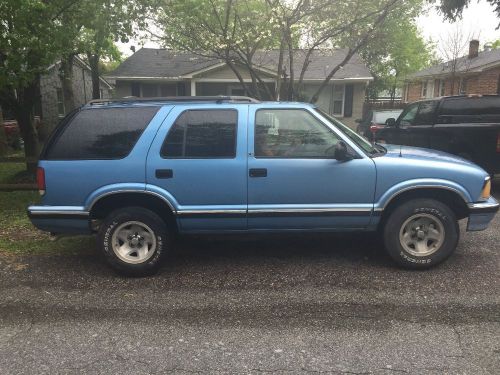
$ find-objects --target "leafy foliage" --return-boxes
[360,2,437,100]
[433,0,500,26]
[157,0,411,102]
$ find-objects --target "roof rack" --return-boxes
[88,95,260,105]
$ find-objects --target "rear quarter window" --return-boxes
[45,106,160,160]
[438,96,500,123]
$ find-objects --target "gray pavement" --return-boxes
[0,191,499,374]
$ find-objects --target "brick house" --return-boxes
[39,56,113,133]
[403,40,500,103]
[106,49,373,128]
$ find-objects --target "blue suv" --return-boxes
[28,96,498,275]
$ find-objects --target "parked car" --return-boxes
[375,95,500,175]
[2,117,42,149]
[28,96,498,276]
[356,109,403,141]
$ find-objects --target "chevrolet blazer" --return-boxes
[28,96,499,276]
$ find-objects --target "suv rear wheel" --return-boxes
[383,198,459,269]
[97,207,168,276]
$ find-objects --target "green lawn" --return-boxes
[0,162,95,255]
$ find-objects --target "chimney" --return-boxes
[469,39,479,59]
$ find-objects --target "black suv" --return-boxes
[375,95,500,175]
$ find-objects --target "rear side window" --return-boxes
[414,101,438,125]
[46,106,159,160]
[161,110,237,158]
[440,96,500,115]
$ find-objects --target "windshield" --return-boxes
[315,108,380,154]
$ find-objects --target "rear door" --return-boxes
[146,104,248,232]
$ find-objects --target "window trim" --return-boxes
[253,108,343,160]
[160,108,239,160]
[56,88,65,118]
[331,84,345,117]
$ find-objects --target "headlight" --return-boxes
[481,177,491,199]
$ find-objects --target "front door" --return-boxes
[247,106,376,230]
[147,104,248,231]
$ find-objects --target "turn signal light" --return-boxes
[496,131,500,153]
[36,167,46,196]
[481,178,491,199]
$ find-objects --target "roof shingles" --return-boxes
[106,48,372,80]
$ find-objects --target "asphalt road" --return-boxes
[1,191,499,374]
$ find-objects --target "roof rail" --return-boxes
[87,95,260,105]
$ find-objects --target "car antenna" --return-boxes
[399,144,402,157]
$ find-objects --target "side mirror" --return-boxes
[334,141,353,161]
[385,118,396,127]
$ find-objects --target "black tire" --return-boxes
[97,207,169,276]
[383,198,459,269]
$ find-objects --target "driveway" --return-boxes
[0,189,499,374]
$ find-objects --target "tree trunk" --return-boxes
[87,52,101,100]
[60,54,76,112]
[0,106,7,156]
[14,80,40,174]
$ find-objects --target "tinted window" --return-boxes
[414,101,438,125]
[399,103,419,126]
[440,96,500,116]
[161,110,237,158]
[46,106,159,160]
[373,110,402,124]
[438,96,500,124]
[255,109,340,158]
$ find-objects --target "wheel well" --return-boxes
[89,193,177,232]
[379,188,469,228]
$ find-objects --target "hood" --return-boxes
[379,144,480,168]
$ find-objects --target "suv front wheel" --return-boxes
[97,207,168,276]
[383,198,459,269]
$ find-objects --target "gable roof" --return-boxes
[106,48,373,81]
[47,56,113,89]
[408,48,500,80]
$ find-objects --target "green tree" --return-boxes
[360,9,437,101]
[157,0,407,102]
[0,0,71,172]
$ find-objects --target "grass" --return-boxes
[0,162,95,255]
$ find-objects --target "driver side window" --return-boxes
[399,103,419,127]
[255,109,340,158]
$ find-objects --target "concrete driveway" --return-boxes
[0,190,499,374]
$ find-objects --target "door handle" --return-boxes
[155,169,173,179]
[249,168,267,178]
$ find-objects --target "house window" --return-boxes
[421,81,427,98]
[438,80,446,96]
[56,88,65,117]
[131,82,140,97]
[332,85,344,116]
[459,78,467,94]
[142,84,158,97]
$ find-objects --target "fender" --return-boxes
[85,183,179,213]
[374,178,472,212]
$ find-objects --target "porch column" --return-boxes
[190,80,196,96]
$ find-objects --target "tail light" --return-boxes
[496,131,500,153]
[36,167,46,196]
[369,123,383,135]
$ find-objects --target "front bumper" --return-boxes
[27,206,92,234]
[467,196,499,231]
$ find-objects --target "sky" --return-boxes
[117,1,500,58]
[417,0,500,57]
